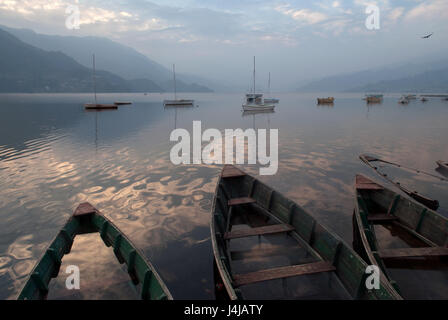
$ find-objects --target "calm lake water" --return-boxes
[0,92,447,299]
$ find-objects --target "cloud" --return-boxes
[405,0,448,21]
[387,7,404,22]
[275,5,328,24]
[0,0,66,15]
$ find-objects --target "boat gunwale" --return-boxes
[353,175,402,297]
[17,203,173,300]
[211,165,401,300]
[353,173,448,299]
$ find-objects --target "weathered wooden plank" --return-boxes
[367,214,398,222]
[230,246,296,261]
[233,261,336,287]
[378,247,448,259]
[228,197,256,206]
[222,165,246,178]
[355,175,384,190]
[224,224,294,240]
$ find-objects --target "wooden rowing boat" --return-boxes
[437,160,448,171]
[353,174,448,299]
[18,203,172,300]
[211,165,400,300]
[360,154,440,210]
[366,96,382,104]
[317,97,334,104]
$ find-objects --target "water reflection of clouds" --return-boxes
[1,95,448,299]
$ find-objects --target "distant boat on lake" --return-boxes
[163,64,194,107]
[263,72,280,104]
[317,97,335,104]
[404,94,417,100]
[84,54,117,110]
[114,101,132,105]
[364,94,383,104]
[398,96,409,104]
[242,56,275,111]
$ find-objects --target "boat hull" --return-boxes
[211,165,400,300]
[317,98,335,104]
[163,99,194,106]
[437,160,448,171]
[264,98,280,104]
[242,104,275,111]
[84,104,117,110]
[353,174,448,299]
[17,203,172,300]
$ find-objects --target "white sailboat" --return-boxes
[84,54,117,110]
[264,72,279,104]
[242,56,275,111]
[163,64,194,107]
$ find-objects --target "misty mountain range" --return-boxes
[0,24,446,94]
[297,59,448,93]
[0,26,212,93]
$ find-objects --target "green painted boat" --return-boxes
[360,154,440,210]
[353,174,448,299]
[437,160,448,172]
[17,202,172,300]
[211,165,400,300]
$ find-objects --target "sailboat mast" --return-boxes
[253,56,256,94]
[268,72,271,95]
[92,54,97,105]
[173,64,177,100]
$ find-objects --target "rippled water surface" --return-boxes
[0,93,447,299]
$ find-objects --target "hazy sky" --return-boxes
[1,0,447,89]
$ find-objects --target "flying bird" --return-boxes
[422,33,434,39]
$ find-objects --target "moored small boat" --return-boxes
[163,64,194,107]
[17,202,172,300]
[317,97,335,104]
[264,72,280,104]
[398,96,409,104]
[360,154,440,210]
[163,99,194,107]
[242,58,275,111]
[84,54,116,110]
[114,101,132,105]
[353,174,448,299]
[84,103,118,110]
[211,165,400,300]
[263,98,280,104]
[364,94,383,99]
[437,160,448,171]
[366,96,382,104]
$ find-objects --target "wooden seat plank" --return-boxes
[233,261,336,287]
[378,247,448,259]
[222,165,246,178]
[224,224,294,240]
[367,214,398,222]
[228,197,256,206]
